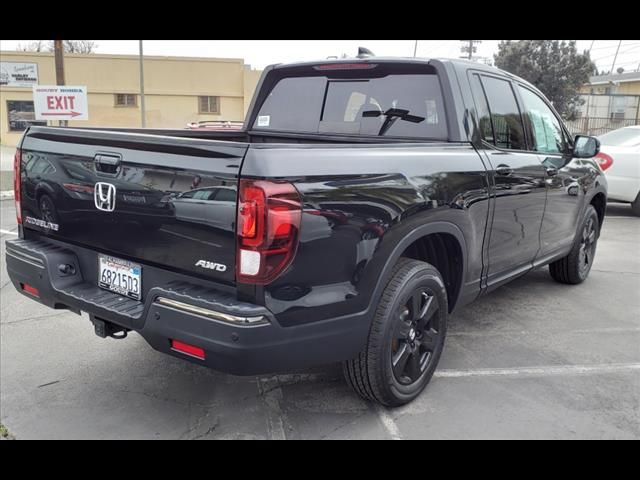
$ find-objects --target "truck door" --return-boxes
[514,83,587,259]
[469,73,547,289]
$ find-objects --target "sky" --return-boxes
[1,40,639,73]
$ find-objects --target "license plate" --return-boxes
[98,255,142,301]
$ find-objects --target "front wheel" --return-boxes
[549,204,599,284]
[343,258,448,407]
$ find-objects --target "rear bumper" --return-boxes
[5,238,369,375]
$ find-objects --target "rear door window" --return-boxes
[254,71,447,139]
[478,75,526,150]
[469,73,495,144]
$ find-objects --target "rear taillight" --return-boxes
[236,179,301,284]
[595,152,614,171]
[14,149,22,225]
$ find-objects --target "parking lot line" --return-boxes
[434,362,640,378]
[448,326,640,337]
[375,405,403,440]
[0,229,17,235]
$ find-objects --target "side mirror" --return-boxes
[573,135,600,158]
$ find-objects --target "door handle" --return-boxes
[496,165,513,176]
[546,167,558,177]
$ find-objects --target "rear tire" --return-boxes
[549,205,599,284]
[631,192,640,217]
[343,258,448,407]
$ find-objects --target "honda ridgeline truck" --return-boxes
[6,55,606,406]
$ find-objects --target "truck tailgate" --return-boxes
[18,127,248,285]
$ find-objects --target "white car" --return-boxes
[596,126,640,215]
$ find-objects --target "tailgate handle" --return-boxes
[95,154,122,175]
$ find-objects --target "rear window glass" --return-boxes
[254,73,447,139]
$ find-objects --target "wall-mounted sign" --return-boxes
[33,85,89,121]
[0,62,39,87]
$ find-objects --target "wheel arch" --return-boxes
[589,191,606,232]
[369,222,468,315]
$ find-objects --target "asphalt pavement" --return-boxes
[1,199,638,439]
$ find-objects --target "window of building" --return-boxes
[199,96,220,114]
[6,100,46,132]
[478,76,526,150]
[115,94,137,107]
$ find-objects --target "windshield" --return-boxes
[598,127,640,147]
[253,72,447,139]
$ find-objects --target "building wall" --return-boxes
[243,68,263,116]
[0,51,262,147]
[581,80,640,95]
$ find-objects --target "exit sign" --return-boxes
[33,85,88,120]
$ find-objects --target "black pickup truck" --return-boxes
[7,56,606,406]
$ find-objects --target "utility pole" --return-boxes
[53,40,67,127]
[610,40,622,74]
[139,40,146,128]
[460,40,481,61]
[413,40,418,58]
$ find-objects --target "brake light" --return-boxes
[236,179,301,284]
[313,63,378,71]
[594,152,614,171]
[14,149,22,225]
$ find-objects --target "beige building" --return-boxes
[581,71,640,96]
[0,51,263,147]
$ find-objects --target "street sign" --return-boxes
[33,85,89,121]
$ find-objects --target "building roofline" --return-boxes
[588,71,640,85]
[0,50,245,64]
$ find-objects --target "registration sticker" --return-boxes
[257,115,270,127]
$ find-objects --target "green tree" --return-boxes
[494,40,596,120]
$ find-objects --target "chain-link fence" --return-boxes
[565,94,640,136]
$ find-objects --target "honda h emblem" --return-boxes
[94,182,116,212]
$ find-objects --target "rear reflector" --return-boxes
[20,283,39,297]
[171,339,205,360]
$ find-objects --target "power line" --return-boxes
[589,41,640,51]
[591,43,640,61]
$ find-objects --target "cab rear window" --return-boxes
[253,71,447,139]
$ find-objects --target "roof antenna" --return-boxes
[357,47,375,58]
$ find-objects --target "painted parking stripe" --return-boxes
[434,363,640,378]
[375,405,403,440]
[1,229,18,235]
